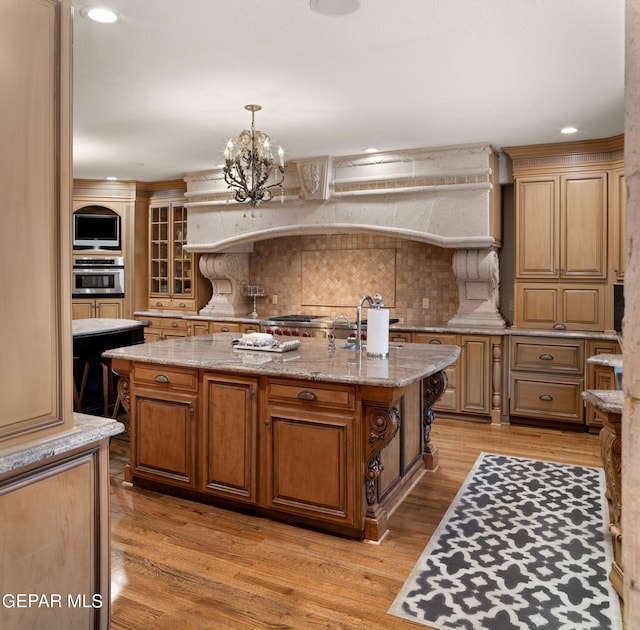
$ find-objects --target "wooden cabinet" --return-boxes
[515,283,605,331]
[509,335,585,427]
[262,379,358,528]
[413,333,490,418]
[585,339,621,432]
[210,321,242,334]
[135,314,189,341]
[610,166,626,283]
[200,374,258,503]
[130,364,198,488]
[515,173,607,280]
[148,200,209,312]
[72,297,123,320]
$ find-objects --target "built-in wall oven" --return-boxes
[72,256,125,297]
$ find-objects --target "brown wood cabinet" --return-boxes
[585,339,621,432]
[509,335,585,427]
[413,333,491,418]
[135,314,190,341]
[130,364,198,488]
[515,283,605,331]
[200,374,258,503]
[610,166,626,283]
[72,297,123,320]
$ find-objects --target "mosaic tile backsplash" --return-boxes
[248,234,458,325]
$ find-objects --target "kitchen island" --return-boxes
[104,333,459,541]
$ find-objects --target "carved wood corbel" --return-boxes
[422,370,448,471]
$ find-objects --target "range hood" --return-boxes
[183,143,506,329]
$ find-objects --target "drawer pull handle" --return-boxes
[221,326,230,332]
[539,394,553,402]
[429,339,442,344]
[539,353,554,361]
[552,323,567,330]
[155,301,163,307]
[179,302,186,308]
[297,390,318,401]
[171,322,179,328]
[154,374,170,383]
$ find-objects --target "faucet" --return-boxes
[328,315,351,351]
[356,293,383,352]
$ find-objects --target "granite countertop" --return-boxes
[104,332,460,388]
[586,353,623,368]
[582,389,623,415]
[73,318,148,337]
[0,414,124,476]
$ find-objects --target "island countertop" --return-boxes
[103,332,460,388]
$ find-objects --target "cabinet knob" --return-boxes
[539,353,554,361]
[178,302,186,308]
[171,322,179,327]
[250,390,256,397]
[538,394,554,402]
[189,407,194,415]
[264,419,270,426]
[221,326,230,332]
[155,301,163,307]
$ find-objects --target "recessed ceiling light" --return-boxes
[560,126,578,134]
[363,147,380,153]
[81,7,119,23]
[105,176,118,180]
[310,0,360,17]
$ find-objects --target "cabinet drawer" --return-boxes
[210,322,241,334]
[133,364,198,391]
[413,333,457,346]
[511,337,584,375]
[510,375,584,423]
[171,298,196,311]
[267,380,355,411]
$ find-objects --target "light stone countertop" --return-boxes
[582,389,623,415]
[104,332,461,388]
[0,414,124,476]
[586,353,623,368]
[73,318,148,337]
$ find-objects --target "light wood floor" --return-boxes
[108,419,602,629]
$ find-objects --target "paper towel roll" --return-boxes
[366,308,389,357]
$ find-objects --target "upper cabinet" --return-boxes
[515,172,607,280]
[505,136,623,332]
[148,199,209,312]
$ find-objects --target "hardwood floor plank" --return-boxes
[109,419,601,629]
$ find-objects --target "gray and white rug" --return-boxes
[389,452,622,630]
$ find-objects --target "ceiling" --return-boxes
[72,0,625,183]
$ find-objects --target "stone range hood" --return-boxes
[183,143,505,329]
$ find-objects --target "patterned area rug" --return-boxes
[389,453,622,630]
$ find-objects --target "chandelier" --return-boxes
[223,104,286,207]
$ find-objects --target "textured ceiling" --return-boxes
[72,0,625,182]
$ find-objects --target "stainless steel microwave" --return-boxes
[72,257,125,297]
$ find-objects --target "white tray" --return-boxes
[233,339,301,353]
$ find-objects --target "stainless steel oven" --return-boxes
[72,256,125,297]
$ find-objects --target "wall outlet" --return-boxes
[272,294,278,305]
[422,297,429,309]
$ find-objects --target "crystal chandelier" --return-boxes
[223,104,286,207]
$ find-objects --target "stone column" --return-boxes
[448,248,506,329]
[198,253,249,316]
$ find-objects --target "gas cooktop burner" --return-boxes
[268,314,324,323]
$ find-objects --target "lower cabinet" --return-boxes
[72,297,122,319]
[262,379,357,527]
[131,365,198,488]
[135,315,189,341]
[200,374,258,503]
[585,338,621,432]
[509,335,585,427]
[413,333,491,418]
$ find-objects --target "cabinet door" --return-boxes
[515,177,559,278]
[611,168,626,282]
[171,204,193,298]
[200,375,258,503]
[149,204,170,297]
[561,285,605,330]
[413,333,458,411]
[132,389,197,488]
[459,335,490,414]
[72,299,94,319]
[95,298,122,319]
[561,173,607,279]
[510,375,584,425]
[262,408,357,527]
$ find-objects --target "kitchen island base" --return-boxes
[106,335,458,542]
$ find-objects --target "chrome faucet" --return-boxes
[328,315,351,351]
[356,293,383,352]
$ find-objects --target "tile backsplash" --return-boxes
[248,234,458,325]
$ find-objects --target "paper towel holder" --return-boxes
[356,292,389,359]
